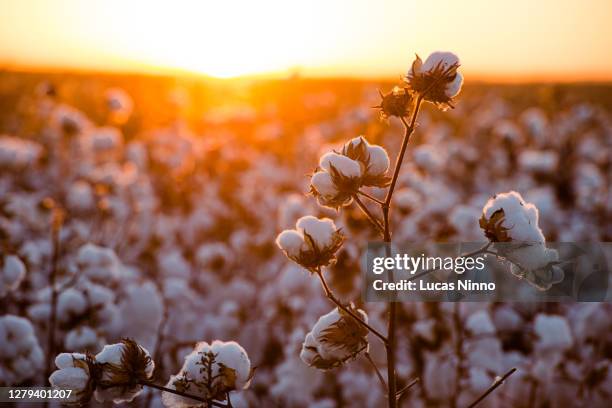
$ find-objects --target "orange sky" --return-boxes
[1,0,611,81]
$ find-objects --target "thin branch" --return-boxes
[365,352,388,393]
[353,194,385,234]
[139,381,227,408]
[358,189,385,205]
[396,377,419,402]
[314,269,388,344]
[383,95,424,220]
[466,368,517,408]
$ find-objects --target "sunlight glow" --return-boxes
[1,0,612,80]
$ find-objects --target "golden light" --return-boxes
[1,0,612,80]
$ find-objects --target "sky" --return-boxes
[1,0,611,81]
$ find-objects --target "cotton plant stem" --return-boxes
[353,194,385,234]
[466,367,517,408]
[365,352,388,393]
[314,269,388,344]
[139,381,228,408]
[379,95,424,408]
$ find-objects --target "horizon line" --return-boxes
[2,61,612,85]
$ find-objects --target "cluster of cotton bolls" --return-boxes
[0,66,610,407]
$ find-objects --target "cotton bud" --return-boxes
[375,86,413,119]
[276,216,344,270]
[49,353,97,404]
[480,191,561,290]
[162,340,252,406]
[94,339,154,403]
[406,51,463,109]
[1,255,26,297]
[342,136,391,187]
[300,306,369,370]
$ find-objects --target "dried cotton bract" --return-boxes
[276,216,344,270]
[300,306,369,370]
[162,340,252,407]
[406,51,463,109]
[480,191,562,290]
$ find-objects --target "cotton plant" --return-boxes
[479,190,563,290]
[276,51,515,408]
[48,337,252,407]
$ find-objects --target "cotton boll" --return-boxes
[276,230,306,258]
[1,255,26,296]
[422,51,460,72]
[413,144,444,173]
[534,314,573,352]
[493,120,522,144]
[270,354,323,407]
[86,127,124,156]
[163,340,251,405]
[449,205,482,240]
[446,72,463,98]
[518,150,558,173]
[311,171,339,197]
[467,367,494,393]
[57,288,88,323]
[278,194,312,229]
[394,188,420,214]
[119,282,163,350]
[95,340,154,403]
[0,136,43,170]
[492,305,524,332]
[574,163,605,210]
[319,152,362,178]
[49,358,91,405]
[296,216,337,250]
[302,306,368,368]
[520,107,548,141]
[466,310,496,336]
[77,243,121,282]
[366,145,390,175]
[158,249,191,279]
[64,326,104,352]
[195,243,233,271]
[66,180,95,212]
[0,315,44,384]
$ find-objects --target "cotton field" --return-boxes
[0,66,611,408]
